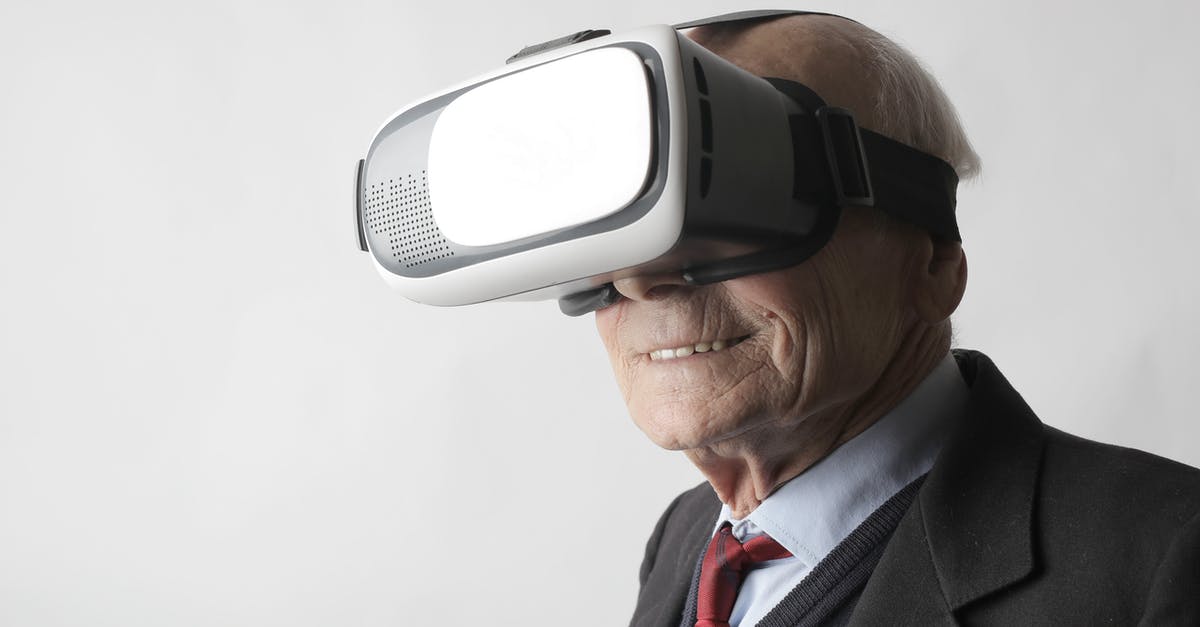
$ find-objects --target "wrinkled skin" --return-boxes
[594,17,967,517]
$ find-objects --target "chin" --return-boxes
[631,415,690,451]
[630,402,701,451]
[630,399,753,452]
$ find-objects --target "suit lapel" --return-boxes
[849,350,1045,624]
[847,502,958,626]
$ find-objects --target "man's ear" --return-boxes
[912,237,967,324]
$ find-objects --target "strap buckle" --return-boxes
[815,107,874,207]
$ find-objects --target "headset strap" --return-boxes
[861,130,961,241]
[767,78,961,241]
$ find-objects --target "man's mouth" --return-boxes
[646,335,750,361]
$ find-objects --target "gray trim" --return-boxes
[354,159,368,252]
[673,10,839,30]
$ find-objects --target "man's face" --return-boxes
[596,18,960,454]
[595,209,923,451]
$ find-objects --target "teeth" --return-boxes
[648,337,744,361]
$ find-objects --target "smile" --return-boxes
[647,336,749,361]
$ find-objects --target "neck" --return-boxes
[685,325,950,519]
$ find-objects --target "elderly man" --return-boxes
[598,14,1200,627]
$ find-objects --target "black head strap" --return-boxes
[859,130,961,240]
[768,78,961,241]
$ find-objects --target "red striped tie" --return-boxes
[695,522,793,627]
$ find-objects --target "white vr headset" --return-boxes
[353,10,960,315]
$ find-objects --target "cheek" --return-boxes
[798,255,912,393]
[594,306,617,352]
[624,339,794,449]
[593,306,633,397]
[723,269,858,410]
[725,277,820,373]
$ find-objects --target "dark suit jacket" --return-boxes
[629,350,1200,626]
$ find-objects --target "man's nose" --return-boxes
[612,272,692,302]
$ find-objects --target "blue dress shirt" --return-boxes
[710,353,969,626]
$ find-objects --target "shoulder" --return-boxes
[1015,428,1200,621]
[932,350,1200,620]
[1039,425,1200,533]
[640,481,721,581]
[1043,425,1200,493]
[954,348,1200,523]
[630,482,721,626]
[666,480,723,522]
[641,481,720,579]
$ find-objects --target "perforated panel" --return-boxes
[357,40,670,281]
[361,172,454,268]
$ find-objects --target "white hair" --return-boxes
[691,16,981,181]
[856,29,981,181]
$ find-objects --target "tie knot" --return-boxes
[713,523,792,570]
[695,522,793,627]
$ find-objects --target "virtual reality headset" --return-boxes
[353,10,961,316]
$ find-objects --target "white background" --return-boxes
[1,0,1197,625]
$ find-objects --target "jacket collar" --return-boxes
[852,350,1045,625]
[923,349,1044,609]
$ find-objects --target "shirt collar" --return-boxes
[712,353,969,567]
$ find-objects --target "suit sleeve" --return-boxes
[1138,508,1200,625]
